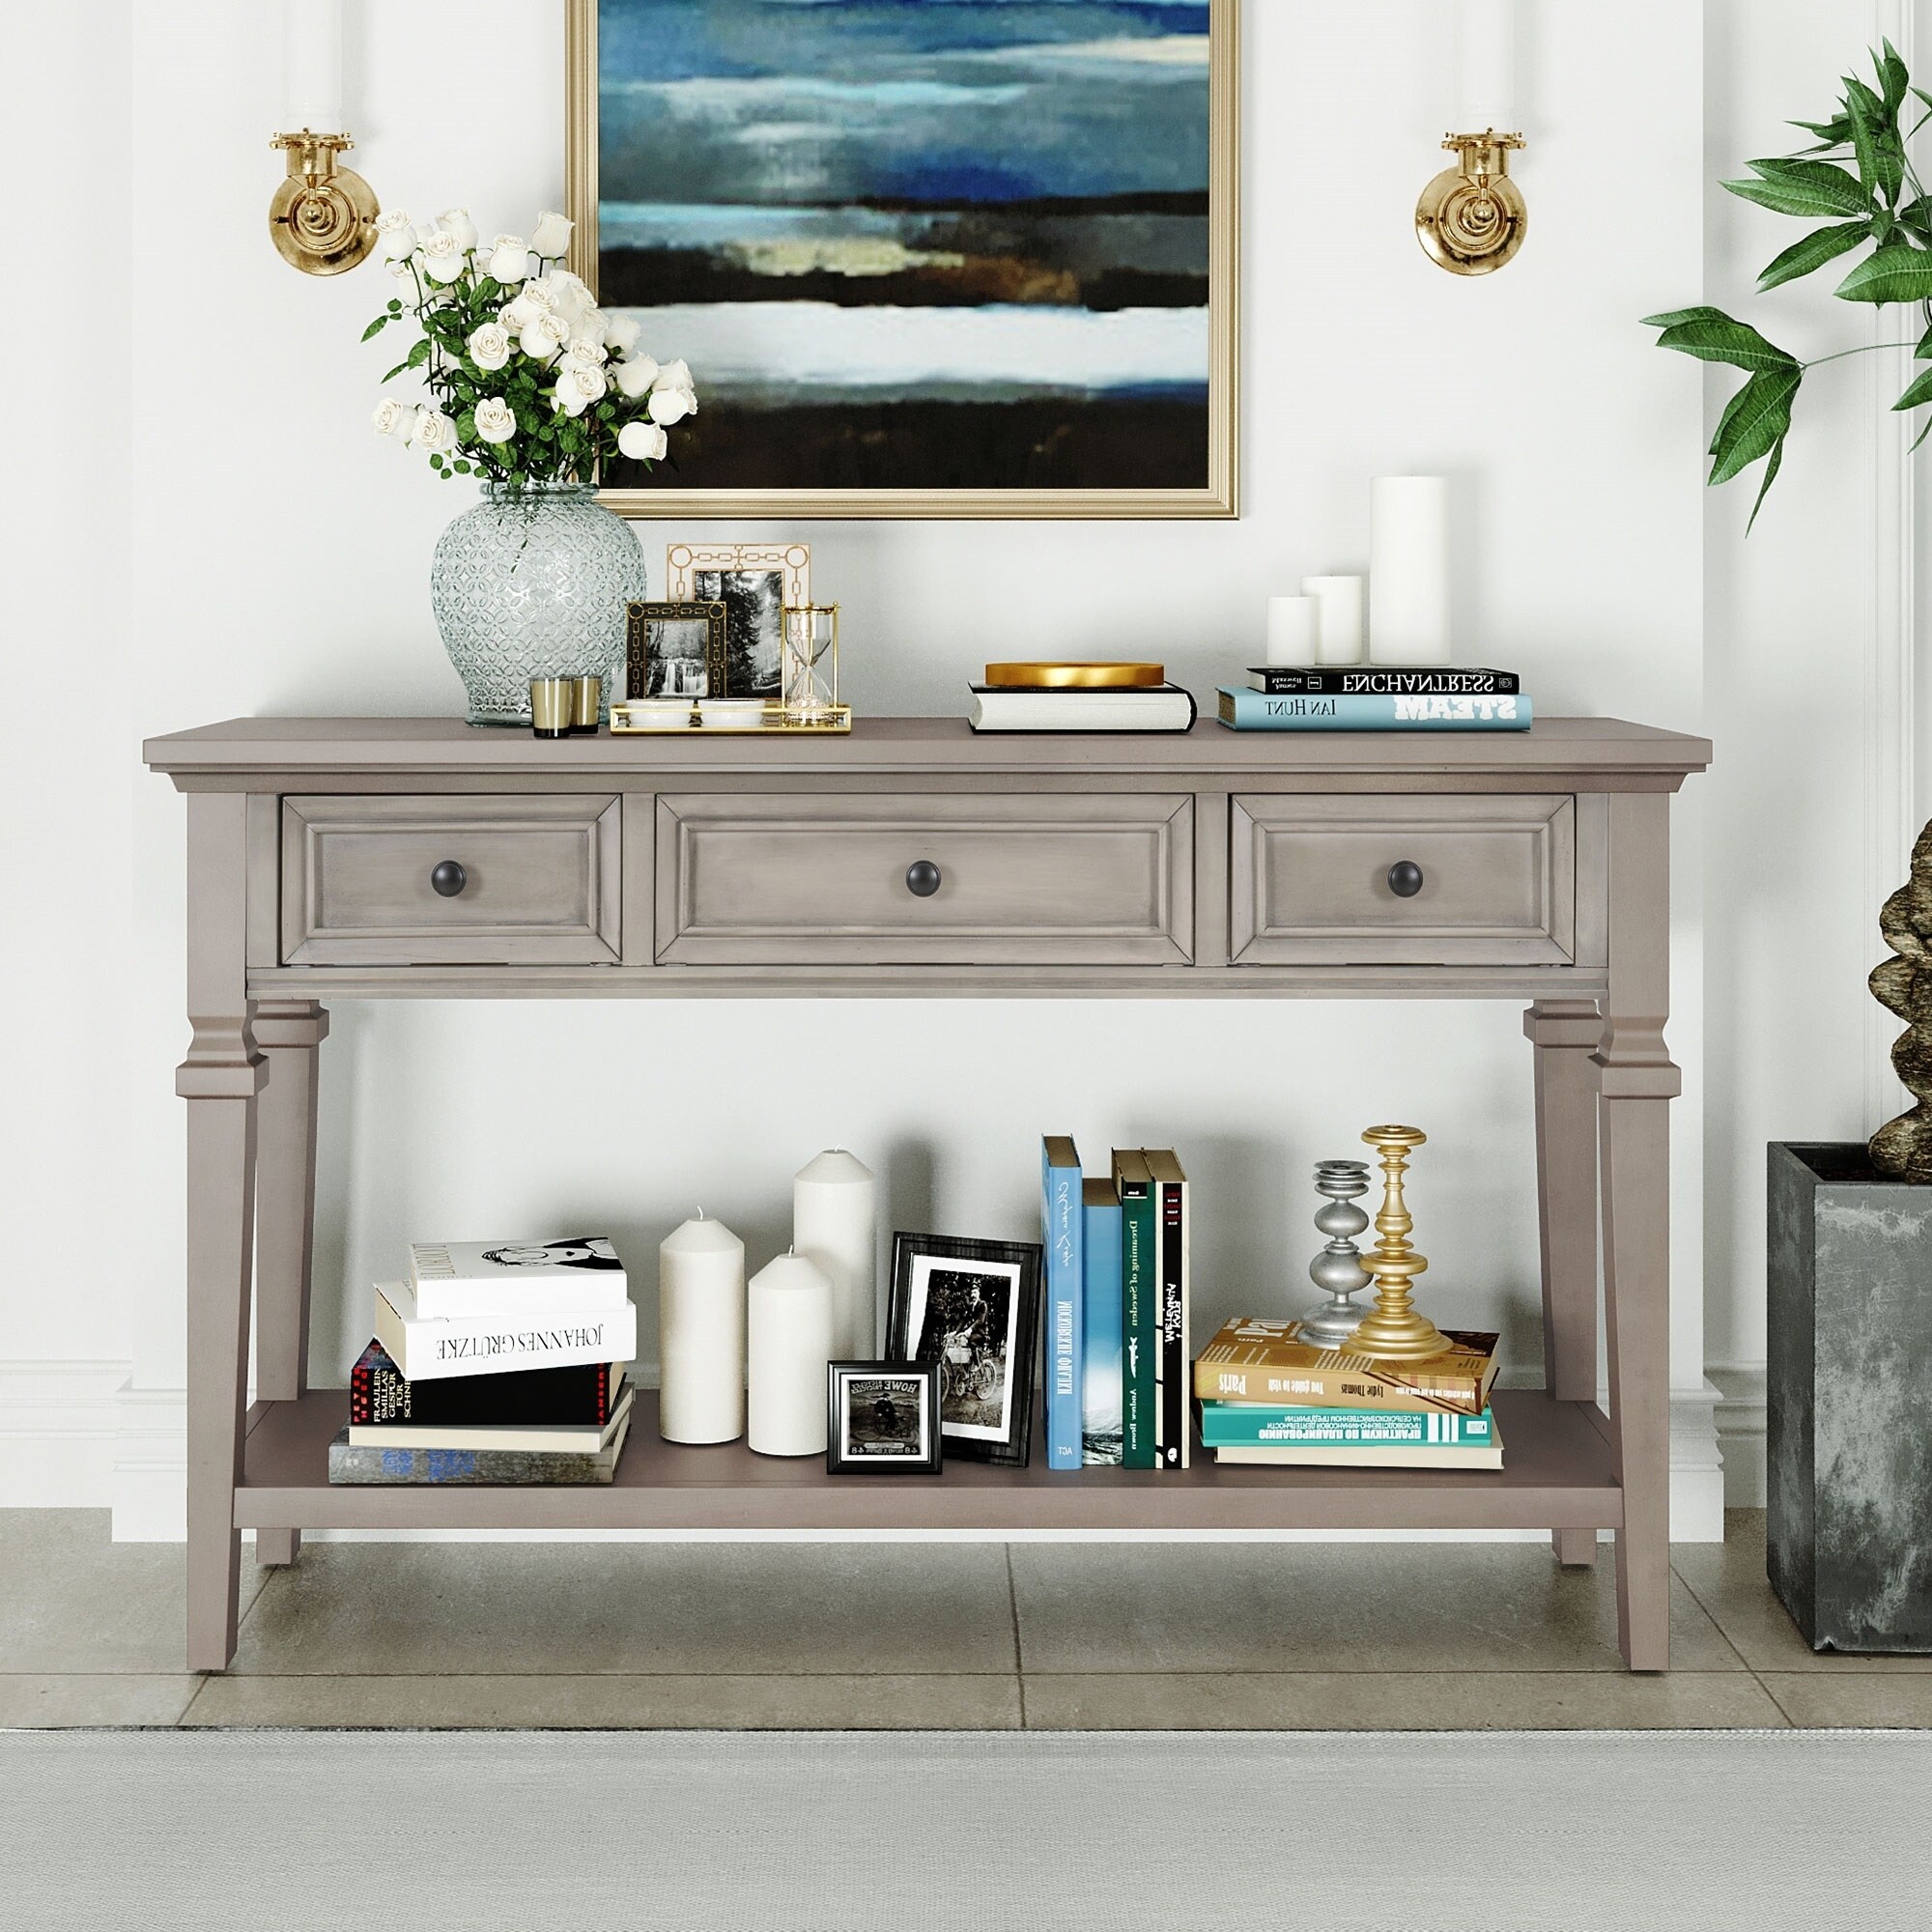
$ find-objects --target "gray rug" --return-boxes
[4,1730,1928,1931]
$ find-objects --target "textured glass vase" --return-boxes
[430,481,648,725]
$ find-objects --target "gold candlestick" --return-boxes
[1345,1125,1451,1361]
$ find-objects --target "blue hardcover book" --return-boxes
[1217,688,1532,732]
[1198,1404,1496,1450]
[1040,1136,1085,1471]
[1080,1179,1123,1466]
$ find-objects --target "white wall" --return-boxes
[7,0,1734,1523]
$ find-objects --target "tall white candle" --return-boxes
[747,1251,834,1457]
[1458,0,1517,130]
[1300,576,1366,666]
[1370,476,1454,666]
[285,0,344,130]
[793,1150,876,1359]
[1265,595,1318,667]
[657,1213,746,1444]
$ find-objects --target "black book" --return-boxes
[1247,667,1520,696]
[348,1339,626,1428]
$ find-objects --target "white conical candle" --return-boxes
[748,1251,834,1457]
[657,1212,746,1444]
[793,1150,877,1358]
[1370,477,1453,665]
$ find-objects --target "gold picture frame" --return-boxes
[625,600,727,701]
[565,0,1237,522]
[665,544,811,703]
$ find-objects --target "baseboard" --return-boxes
[0,1361,128,1508]
[111,1385,188,1542]
[1709,1363,1768,1509]
[1667,1378,1726,1543]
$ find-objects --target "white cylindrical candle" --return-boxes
[747,1251,834,1457]
[1370,476,1453,665]
[1300,576,1366,666]
[1458,0,1517,130]
[657,1213,746,1444]
[793,1150,876,1359]
[285,0,344,129]
[1264,595,1318,667]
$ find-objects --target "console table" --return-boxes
[146,716,1709,1672]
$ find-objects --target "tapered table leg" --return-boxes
[1526,999,1605,1569]
[252,1000,328,1568]
[178,794,266,1672]
[1595,793,1681,1672]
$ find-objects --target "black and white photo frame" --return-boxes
[625,599,727,700]
[665,543,810,699]
[886,1234,1042,1468]
[825,1361,942,1475]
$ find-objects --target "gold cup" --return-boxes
[570,674,603,735]
[529,677,574,741]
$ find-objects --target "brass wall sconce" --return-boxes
[1417,130,1527,275]
[270,129,379,275]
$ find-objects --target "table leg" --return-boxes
[177,794,266,1672]
[1525,999,1604,1569]
[1595,793,1680,1673]
[251,1000,329,1568]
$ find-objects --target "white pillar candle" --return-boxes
[1370,476,1454,665]
[747,1251,834,1457]
[793,1150,877,1359]
[1300,576,1366,666]
[1458,0,1517,130]
[1264,595,1318,667]
[657,1213,746,1444]
[285,0,344,129]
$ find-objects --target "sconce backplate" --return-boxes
[1417,131,1527,276]
[270,132,380,276]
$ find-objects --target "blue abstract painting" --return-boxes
[588,0,1224,503]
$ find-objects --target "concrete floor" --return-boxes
[1,1509,1925,1729]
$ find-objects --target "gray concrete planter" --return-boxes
[1768,1142,1932,1652]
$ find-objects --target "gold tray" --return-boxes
[611,701,853,736]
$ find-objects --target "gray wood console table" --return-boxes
[146,716,1709,1672]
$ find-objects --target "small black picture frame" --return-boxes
[625,599,727,700]
[886,1234,1042,1468]
[826,1361,942,1475]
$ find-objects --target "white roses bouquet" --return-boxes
[363,205,694,487]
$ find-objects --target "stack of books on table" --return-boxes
[971,663,1197,734]
[327,1237,639,1486]
[1041,1136,1191,1472]
[1217,665,1530,733]
[1191,1317,1505,1469]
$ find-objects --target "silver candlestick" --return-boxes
[1298,1159,1374,1348]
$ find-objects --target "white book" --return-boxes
[374,1280,638,1382]
[408,1237,629,1319]
[348,1387,636,1454]
[968,685,1198,733]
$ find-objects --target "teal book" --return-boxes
[1198,1403,1496,1450]
[1080,1179,1123,1466]
[1041,1136,1085,1472]
[1218,688,1532,732]
[1113,1151,1157,1469]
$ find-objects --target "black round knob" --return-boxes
[430,860,468,898]
[905,860,942,898]
[1387,860,1425,898]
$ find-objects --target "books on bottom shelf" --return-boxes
[1199,1398,1504,1470]
[327,1406,633,1487]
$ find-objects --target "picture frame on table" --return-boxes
[665,544,811,701]
[825,1361,943,1476]
[886,1234,1042,1468]
[625,600,727,700]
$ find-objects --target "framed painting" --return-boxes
[566,0,1236,520]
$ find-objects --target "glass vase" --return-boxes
[430,480,648,726]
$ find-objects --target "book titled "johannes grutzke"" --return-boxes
[374,1280,638,1382]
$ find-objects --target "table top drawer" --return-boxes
[281,795,621,966]
[656,793,1194,965]
[1230,794,1578,967]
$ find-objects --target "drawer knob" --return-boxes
[1387,860,1425,898]
[430,860,468,898]
[905,859,943,898]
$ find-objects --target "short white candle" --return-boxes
[1301,576,1366,666]
[284,0,344,130]
[1264,596,1318,667]
[793,1150,877,1359]
[747,1251,835,1458]
[1370,476,1453,665]
[657,1213,746,1444]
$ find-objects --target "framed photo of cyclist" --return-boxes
[886,1233,1042,1468]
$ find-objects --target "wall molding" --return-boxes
[0,1361,129,1509]
[1710,1363,1768,1510]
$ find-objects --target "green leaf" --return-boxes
[360,314,390,342]
[379,359,411,384]
[1880,40,1910,117]
[1789,115,1853,149]
[1892,365,1932,412]
[1708,365,1800,488]
[1845,75,1904,202]
[1650,310,1798,373]
[1747,435,1785,534]
[405,338,431,370]
[1755,219,1870,290]
[453,459,471,474]
[1639,305,1729,329]
[386,298,403,315]
[1834,242,1932,303]
[1918,323,1932,360]
[1726,157,1872,218]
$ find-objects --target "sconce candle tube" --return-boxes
[285,0,344,130]
[1457,0,1517,132]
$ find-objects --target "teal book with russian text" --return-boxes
[1041,1136,1085,1471]
[1198,1404,1496,1450]
[1080,1178,1123,1466]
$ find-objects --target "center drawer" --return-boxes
[655,793,1194,965]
